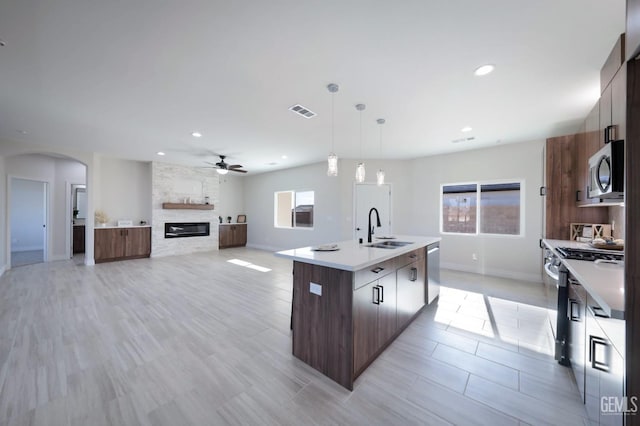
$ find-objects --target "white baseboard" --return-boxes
[85,258,95,266]
[441,262,542,283]
[246,243,282,252]
[48,254,69,262]
[11,246,44,252]
[0,264,6,278]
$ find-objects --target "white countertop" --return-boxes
[219,223,247,226]
[543,239,624,320]
[275,235,441,272]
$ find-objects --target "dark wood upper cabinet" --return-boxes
[601,34,625,94]
[628,0,640,60]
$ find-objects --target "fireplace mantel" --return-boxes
[162,203,214,210]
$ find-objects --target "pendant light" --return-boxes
[355,103,366,183]
[376,118,385,185]
[327,83,339,176]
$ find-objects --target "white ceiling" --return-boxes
[0,0,626,174]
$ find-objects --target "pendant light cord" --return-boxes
[331,93,335,153]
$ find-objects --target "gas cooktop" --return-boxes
[556,247,624,262]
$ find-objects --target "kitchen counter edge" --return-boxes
[275,235,441,272]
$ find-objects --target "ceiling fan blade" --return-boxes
[228,164,243,169]
[229,169,247,173]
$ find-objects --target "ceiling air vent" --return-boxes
[452,136,476,144]
[289,104,316,119]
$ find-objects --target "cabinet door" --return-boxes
[585,296,625,425]
[376,273,397,344]
[353,281,379,374]
[611,65,626,142]
[94,228,125,261]
[236,224,247,246]
[125,227,151,257]
[567,280,586,402]
[219,226,232,248]
[599,84,612,150]
[396,260,425,328]
[73,226,85,254]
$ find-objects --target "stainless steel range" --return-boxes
[555,247,624,262]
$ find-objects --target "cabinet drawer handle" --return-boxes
[409,254,417,259]
[371,267,384,274]
[373,286,380,305]
[410,267,418,282]
[378,285,384,303]
[568,299,579,322]
[575,190,581,202]
[589,335,610,372]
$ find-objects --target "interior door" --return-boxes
[10,178,47,267]
[354,183,391,242]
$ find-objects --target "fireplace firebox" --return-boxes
[164,222,210,238]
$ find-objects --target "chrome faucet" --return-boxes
[368,207,381,243]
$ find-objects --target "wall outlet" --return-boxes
[472,253,478,261]
[310,282,322,296]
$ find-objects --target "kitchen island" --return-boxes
[276,235,440,390]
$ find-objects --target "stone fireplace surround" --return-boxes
[151,162,219,257]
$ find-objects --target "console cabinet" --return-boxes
[94,227,151,263]
[219,223,247,248]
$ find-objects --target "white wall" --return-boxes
[98,157,152,225]
[10,178,45,251]
[244,162,344,251]
[5,154,86,261]
[408,140,545,281]
[218,174,245,221]
[244,141,544,281]
[0,156,6,275]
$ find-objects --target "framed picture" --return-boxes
[237,214,247,223]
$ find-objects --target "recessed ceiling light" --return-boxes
[16,129,27,135]
[0,39,6,47]
[281,155,288,159]
[474,64,495,76]
[156,151,166,156]
[191,131,202,138]
[461,126,472,133]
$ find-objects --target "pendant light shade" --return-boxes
[356,163,366,183]
[355,103,366,182]
[327,153,338,176]
[376,118,385,185]
[327,83,339,177]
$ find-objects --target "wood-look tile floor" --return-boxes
[0,248,587,425]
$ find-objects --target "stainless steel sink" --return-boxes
[366,241,413,249]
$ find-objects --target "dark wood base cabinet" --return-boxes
[73,225,85,254]
[94,227,151,263]
[219,224,247,249]
[292,247,429,390]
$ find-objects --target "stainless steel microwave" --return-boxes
[588,139,624,199]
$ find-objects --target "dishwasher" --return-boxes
[426,242,440,304]
[543,248,569,365]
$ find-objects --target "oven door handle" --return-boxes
[544,262,559,281]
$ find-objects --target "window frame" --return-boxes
[439,179,525,238]
[273,190,315,230]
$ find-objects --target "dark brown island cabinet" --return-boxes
[276,237,440,390]
[94,226,151,263]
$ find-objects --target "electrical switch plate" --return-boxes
[310,282,322,296]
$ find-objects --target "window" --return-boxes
[274,190,315,229]
[441,181,522,236]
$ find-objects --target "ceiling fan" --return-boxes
[205,155,247,175]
